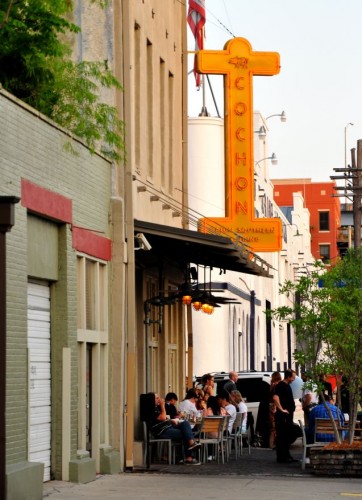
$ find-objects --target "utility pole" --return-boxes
[331,142,362,250]
[355,141,362,248]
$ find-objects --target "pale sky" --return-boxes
[187,0,362,183]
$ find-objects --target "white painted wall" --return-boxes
[187,117,225,224]
[188,112,314,378]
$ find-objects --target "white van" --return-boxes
[195,371,303,447]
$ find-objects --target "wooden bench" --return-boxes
[315,418,338,439]
[299,418,346,470]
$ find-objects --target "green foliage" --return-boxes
[0,0,125,161]
[269,251,362,443]
[268,263,335,378]
[321,250,362,413]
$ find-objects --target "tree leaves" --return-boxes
[270,250,362,443]
[0,0,125,161]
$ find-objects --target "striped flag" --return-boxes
[187,0,206,88]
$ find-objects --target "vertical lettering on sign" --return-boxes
[196,37,282,252]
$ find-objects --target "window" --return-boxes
[77,255,109,460]
[319,211,330,231]
[319,244,330,262]
[77,255,108,333]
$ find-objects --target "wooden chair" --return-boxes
[222,415,231,462]
[198,416,225,463]
[240,418,251,455]
[227,412,243,458]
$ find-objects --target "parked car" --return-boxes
[195,371,303,447]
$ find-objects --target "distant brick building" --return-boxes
[272,178,341,263]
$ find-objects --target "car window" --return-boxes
[214,379,228,393]
[236,378,264,403]
[213,376,265,402]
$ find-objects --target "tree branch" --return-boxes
[0,0,15,30]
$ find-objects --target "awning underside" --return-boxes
[134,220,272,277]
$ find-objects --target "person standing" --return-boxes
[319,373,333,398]
[202,374,215,397]
[269,371,282,448]
[223,371,238,394]
[273,369,298,463]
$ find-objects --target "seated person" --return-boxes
[204,395,227,417]
[165,392,180,419]
[218,390,236,434]
[179,388,199,418]
[307,394,346,443]
[301,373,318,426]
[195,389,208,412]
[202,396,227,445]
[149,393,201,464]
[230,390,248,432]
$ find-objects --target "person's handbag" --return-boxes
[290,422,303,444]
[150,419,173,437]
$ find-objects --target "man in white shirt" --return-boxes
[179,388,199,418]
[217,390,236,433]
[301,374,318,426]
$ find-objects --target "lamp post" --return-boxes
[239,278,256,371]
[0,196,20,499]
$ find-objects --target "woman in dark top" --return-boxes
[205,396,221,415]
[149,393,201,464]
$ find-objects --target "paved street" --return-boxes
[43,473,362,500]
[43,442,362,500]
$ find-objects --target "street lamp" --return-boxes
[282,223,303,237]
[265,111,287,122]
[254,125,266,139]
[255,153,278,168]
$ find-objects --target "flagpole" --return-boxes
[199,25,208,116]
[187,0,207,113]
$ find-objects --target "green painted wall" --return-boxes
[28,215,58,281]
[0,89,112,492]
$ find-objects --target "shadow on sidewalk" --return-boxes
[134,439,312,476]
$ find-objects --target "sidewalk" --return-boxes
[135,438,308,476]
[43,440,310,498]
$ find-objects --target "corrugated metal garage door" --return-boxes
[28,282,51,482]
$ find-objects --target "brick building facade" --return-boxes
[273,179,341,263]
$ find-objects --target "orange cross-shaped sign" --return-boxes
[196,37,282,252]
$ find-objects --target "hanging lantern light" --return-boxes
[182,295,192,305]
[201,302,214,315]
[192,300,202,311]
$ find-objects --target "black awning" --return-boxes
[134,220,271,277]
